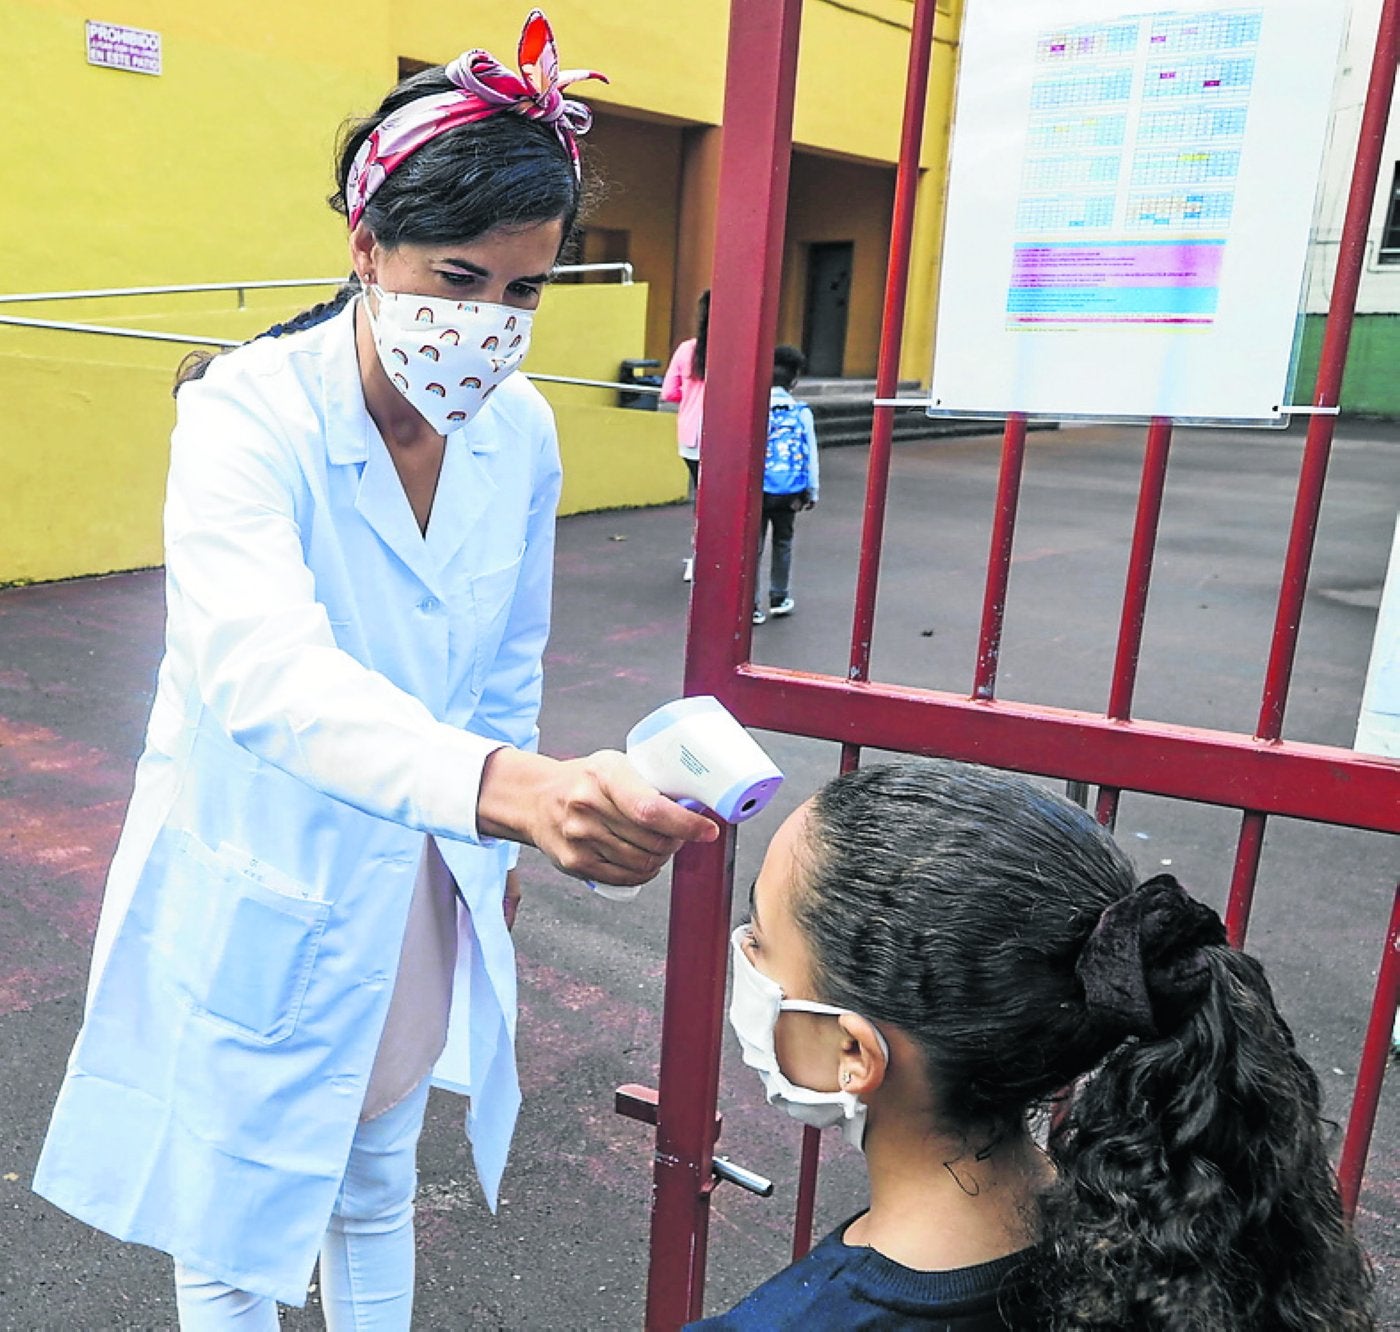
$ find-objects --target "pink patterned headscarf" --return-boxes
[346,9,606,230]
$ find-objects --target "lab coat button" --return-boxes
[418,596,440,614]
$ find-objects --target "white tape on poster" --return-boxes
[929,0,1346,423]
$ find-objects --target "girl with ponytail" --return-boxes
[694,759,1373,1329]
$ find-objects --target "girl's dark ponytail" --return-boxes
[1039,945,1375,1330]
[800,761,1375,1331]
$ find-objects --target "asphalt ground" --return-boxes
[1,418,1397,1329]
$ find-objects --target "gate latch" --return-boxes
[615,1084,775,1198]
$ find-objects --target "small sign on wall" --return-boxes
[86,20,162,76]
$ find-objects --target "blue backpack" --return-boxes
[764,399,811,495]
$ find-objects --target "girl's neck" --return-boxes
[844,1116,1050,1273]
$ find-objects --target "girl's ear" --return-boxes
[836,1014,887,1097]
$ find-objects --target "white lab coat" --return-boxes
[32,299,561,1304]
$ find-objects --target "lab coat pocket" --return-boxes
[464,547,525,695]
[159,830,331,1045]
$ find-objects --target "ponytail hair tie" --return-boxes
[1075,874,1227,1041]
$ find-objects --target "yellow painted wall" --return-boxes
[0,283,682,585]
[3,0,963,581]
[7,1,383,292]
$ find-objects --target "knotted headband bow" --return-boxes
[1075,873,1227,1041]
[346,9,607,230]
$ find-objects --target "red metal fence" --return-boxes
[629,1,1400,1324]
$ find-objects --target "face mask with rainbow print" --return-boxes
[365,286,533,434]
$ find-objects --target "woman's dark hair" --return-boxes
[798,759,1374,1331]
[327,65,583,247]
[692,288,711,381]
[176,64,583,392]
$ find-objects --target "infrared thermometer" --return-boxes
[591,696,784,902]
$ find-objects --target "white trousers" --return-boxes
[174,1078,432,1331]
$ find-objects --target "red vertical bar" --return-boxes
[1224,810,1267,947]
[1093,416,1174,828]
[647,834,736,1329]
[1338,884,1400,1222]
[818,0,943,1254]
[649,1,804,1326]
[790,1126,823,1261]
[847,0,941,688]
[1256,0,1400,742]
[972,414,1028,700]
[1093,786,1120,828]
[1105,418,1173,720]
[685,5,805,684]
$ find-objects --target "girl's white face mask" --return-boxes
[365,286,533,435]
[727,925,889,1152]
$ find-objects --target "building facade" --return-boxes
[1300,0,1400,415]
[3,0,961,583]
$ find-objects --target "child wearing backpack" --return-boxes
[754,345,820,625]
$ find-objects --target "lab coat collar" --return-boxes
[323,300,370,468]
[326,300,502,590]
[352,421,501,594]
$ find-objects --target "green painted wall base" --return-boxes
[1296,313,1400,418]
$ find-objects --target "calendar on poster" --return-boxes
[926,0,1346,423]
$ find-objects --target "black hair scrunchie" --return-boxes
[1075,873,1227,1041]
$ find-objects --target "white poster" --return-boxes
[928,1,1347,423]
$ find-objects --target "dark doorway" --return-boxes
[803,241,853,377]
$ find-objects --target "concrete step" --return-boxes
[807,398,1017,449]
[798,376,922,400]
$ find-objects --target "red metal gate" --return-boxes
[630,1,1400,1325]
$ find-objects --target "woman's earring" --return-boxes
[840,1071,853,1087]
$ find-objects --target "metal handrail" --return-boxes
[0,312,662,395]
[0,278,345,306]
[0,314,239,348]
[0,262,634,307]
[553,261,635,284]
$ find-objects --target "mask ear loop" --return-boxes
[778,1000,893,1091]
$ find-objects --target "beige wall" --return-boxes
[779,153,897,379]
[579,111,686,365]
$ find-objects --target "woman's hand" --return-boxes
[478,747,719,887]
[503,868,522,930]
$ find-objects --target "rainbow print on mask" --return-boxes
[367,286,534,435]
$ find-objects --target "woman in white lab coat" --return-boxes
[33,12,713,1328]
